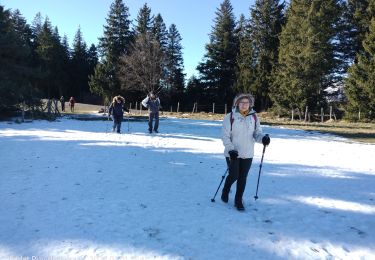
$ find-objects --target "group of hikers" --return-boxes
[108,91,160,134]
[107,91,271,211]
[59,96,75,112]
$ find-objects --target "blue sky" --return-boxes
[1,0,255,78]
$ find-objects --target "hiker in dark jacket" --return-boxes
[221,93,270,211]
[141,92,161,133]
[60,96,65,112]
[109,95,127,133]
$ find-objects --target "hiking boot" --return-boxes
[221,191,229,203]
[154,129,159,133]
[235,199,245,211]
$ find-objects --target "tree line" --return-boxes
[0,6,98,112]
[1,0,375,120]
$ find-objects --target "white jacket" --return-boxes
[222,109,264,159]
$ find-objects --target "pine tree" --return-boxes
[345,5,375,120]
[135,3,154,36]
[271,0,343,116]
[87,44,98,76]
[335,0,371,79]
[0,6,35,110]
[98,0,132,61]
[51,26,70,98]
[165,24,185,105]
[71,26,89,100]
[185,76,206,109]
[153,14,168,51]
[91,0,132,98]
[31,12,43,37]
[11,9,33,48]
[35,17,58,98]
[61,35,71,59]
[347,0,372,58]
[248,0,285,111]
[197,0,238,105]
[89,61,115,99]
[235,14,256,95]
[59,34,71,97]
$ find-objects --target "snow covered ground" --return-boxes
[0,116,374,259]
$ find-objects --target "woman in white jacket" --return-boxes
[221,93,270,211]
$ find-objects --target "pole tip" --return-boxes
[211,199,215,202]
[254,196,258,200]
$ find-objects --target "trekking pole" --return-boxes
[105,115,110,134]
[127,113,130,133]
[254,145,267,200]
[211,168,229,202]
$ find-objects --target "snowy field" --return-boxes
[0,116,374,259]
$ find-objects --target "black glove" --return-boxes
[262,134,270,146]
[228,150,238,161]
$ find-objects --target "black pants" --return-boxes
[223,157,253,202]
[112,115,123,133]
[148,112,159,132]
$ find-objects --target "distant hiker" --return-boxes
[221,93,270,211]
[69,97,75,112]
[108,95,128,134]
[141,91,161,133]
[60,96,65,112]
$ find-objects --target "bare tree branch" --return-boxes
[119,32,165,94]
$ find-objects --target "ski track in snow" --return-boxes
[0,117,374,259]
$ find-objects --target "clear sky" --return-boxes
[1,0,255,79]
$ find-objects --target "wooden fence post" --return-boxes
[213,103,215,114]
[321,107,324,122]
[177,102,180,113]
[225,104,227,114]
[21,101,25,122]
[305,106,308,122]
[291,109,294,121]
[329,106,332,120]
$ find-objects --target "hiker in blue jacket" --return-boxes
[221,93,270,211]
[108,95,127,133]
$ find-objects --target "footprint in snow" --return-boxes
[143,227,160,238]
[350,226,366,237]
